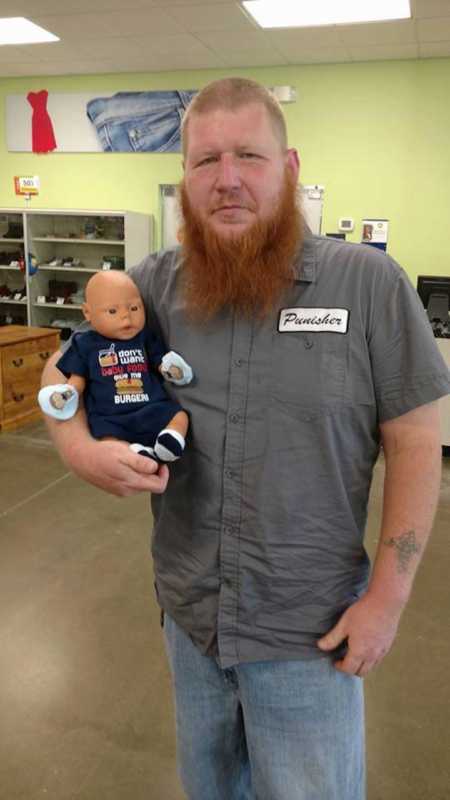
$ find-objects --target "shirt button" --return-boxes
[230,413,240,423]
[234,358,243,367]
[225,469,233,478]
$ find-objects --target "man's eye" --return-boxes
[197,156,217,167]
[239,152,260,159]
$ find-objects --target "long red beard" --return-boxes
[179,171,304,320]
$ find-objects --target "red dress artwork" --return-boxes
[27,90,57,153]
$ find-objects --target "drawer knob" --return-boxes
[39,351,51,360]
[12,358,24,367]
[13,392,25,402]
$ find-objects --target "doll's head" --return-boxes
[82,271,145,340]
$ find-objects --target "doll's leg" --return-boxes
[154,410,189,462]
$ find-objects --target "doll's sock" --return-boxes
[129,443,156,460]
[154,429,185,462]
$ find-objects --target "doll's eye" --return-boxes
[108,308,117,315]
[130,304,139,311]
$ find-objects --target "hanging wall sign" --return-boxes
[361,219,389,251]
[14,175,40,195]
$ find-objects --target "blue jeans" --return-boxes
[86,90,196,152]
[163,615,366,800]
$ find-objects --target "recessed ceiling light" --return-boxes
[242,0,411,28]
[0,17,59,45]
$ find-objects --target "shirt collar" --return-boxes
[293,227,317,283]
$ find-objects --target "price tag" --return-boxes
[102,262,111,270]
[37,295,46,304]
[14,292,22,300]
[56,297,65,305]
[14,176,40,196]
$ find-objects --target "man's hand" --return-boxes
[317,592,402,678]
[69,438,169,497]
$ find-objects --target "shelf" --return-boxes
[0,265,21,270]
[38,265,99,273]
[0,299,27,305]
[0,238,24,243]
[33,302,83,310]
[32,237,124,245]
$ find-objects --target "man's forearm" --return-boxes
[41,350,94,468]
[368,411,442,611]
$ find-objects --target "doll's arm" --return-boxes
[38,373,86,420]
[159,351,193,385]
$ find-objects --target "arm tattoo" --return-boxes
[383,530,421,575]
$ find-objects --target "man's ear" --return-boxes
[286,148,300,182]
[82,302,91,322]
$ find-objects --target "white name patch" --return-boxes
[278,307,349,334]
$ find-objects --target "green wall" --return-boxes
[1,58,450,285]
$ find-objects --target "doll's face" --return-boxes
[82,273,146,340]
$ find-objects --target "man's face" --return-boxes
[183,103,299,239]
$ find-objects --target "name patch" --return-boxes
[278,307,349,334]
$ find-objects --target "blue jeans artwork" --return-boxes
[86,90,197,153]
[163,614,366,800]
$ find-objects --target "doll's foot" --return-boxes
[129,443,157,460]
[38,384,79,420]
[154,429,185,462]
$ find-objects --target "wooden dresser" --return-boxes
[0,325,60,432]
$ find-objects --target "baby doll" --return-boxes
[38,270,193,463]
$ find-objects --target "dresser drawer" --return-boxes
[2,335,58,381]
[2,385,38,422]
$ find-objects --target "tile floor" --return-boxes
[0,421,449,800]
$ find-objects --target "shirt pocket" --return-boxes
[270,331,349,421]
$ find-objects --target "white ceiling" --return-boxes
[0,0,450,77]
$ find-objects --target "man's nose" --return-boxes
[215,153,241,190]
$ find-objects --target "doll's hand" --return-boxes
[161,351,193,385]
[38,384,79,420]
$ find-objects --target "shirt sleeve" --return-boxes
[56,333,89,379]
[368,262,450,422]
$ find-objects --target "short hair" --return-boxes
[181,77,288,155]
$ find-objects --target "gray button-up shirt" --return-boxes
[130,234,450,668]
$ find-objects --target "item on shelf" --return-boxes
[2,221,23,239]
[49,258,63,266]
[50,317,78,340]
[84,220,96,239]
[62,257,74,266]
[70,290,85,305]
[101,255,124,270]
[28,253,39,275]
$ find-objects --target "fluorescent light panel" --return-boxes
[242,0,411,28]
[0,17,59,45]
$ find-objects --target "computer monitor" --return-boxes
[416,275,450,322]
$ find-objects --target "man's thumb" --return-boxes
[317,622,346,651]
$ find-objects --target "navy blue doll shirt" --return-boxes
[56,329,182,446]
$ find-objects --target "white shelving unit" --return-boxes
[0,210,27,326]
[0,209,152,335]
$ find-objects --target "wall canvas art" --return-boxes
[6,89,197,154]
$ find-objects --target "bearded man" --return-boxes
[42,78,449,800]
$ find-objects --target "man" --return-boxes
[42,78,450,800]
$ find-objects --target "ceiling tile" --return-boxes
[419,40,450,56]
[337,19,417,46]
[349,43,420,61]
[31,8,185,39]
[166,2,256,32]
[286,47,351,65]
[414,0,450,18]
[197,28,272,51]
[266,26,343,49]
[417,16,450,40]
[221,50,288,67]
